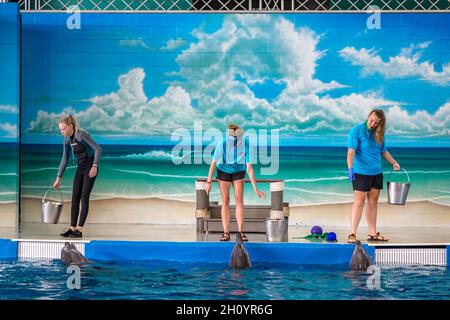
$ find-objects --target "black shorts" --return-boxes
[216,169,246,182]
[352,173,383,192]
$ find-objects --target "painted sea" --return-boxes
[1,143,449,206]
[0,143,19,204]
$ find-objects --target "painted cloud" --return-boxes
[340,42,450,86]
[27,15,449,137]
[0,105,18,114]
[0,105,18,139]
[0,122,18,139]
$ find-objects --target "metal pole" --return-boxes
[195,180,210,218]
[269,181,284,220]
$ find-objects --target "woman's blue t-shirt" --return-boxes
[348,122,387,176]
[213,136,252,174]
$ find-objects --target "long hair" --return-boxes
[368,109,385,145]
[59,114,78,132]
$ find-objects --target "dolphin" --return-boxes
[349,240,373,271]
[229,233,252,270]
[61,242,91,265]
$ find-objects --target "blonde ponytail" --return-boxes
[59,114,78,132]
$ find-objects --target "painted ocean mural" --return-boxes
[8,12,450,223]
[0,3,20,226]
[0,143,19,204]
[15,144,450,206]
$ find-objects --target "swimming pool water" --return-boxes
[0,260,448,300]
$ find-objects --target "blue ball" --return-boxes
[311,225,323,235]
[327,232,337,242]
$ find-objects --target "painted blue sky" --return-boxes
[3,13,450,145]
[0,4,19,142]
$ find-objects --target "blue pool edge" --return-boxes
[0,239,18,260]
[85,241,363,265]
[0,238,370,265]
[2,238,449,266]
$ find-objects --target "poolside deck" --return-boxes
[1,223,449,246]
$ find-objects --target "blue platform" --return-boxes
[0,239,18,260]
[0,237,374,265]
[85,240,366,265]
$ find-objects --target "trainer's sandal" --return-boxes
[347,234,357,243]
[367,232,389,242]
[220,232,230,241]
[240,232,249,242]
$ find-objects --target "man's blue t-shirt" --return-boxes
[213,136,252,174]
[348,122,387,175]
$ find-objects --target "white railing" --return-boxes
[14,239,88,260]
[13,0,450,12]
[375,247,447,266]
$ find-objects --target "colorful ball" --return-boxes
[311,225,323,235]
[327,232,337,242]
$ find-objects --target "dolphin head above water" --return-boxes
[229,233,252,270]
[349,240,373,271]
[61,242,91,266]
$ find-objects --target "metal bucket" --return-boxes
[265,219,288,242]
[41,188,64,224]
[387,168,411,205]
[269,210,284,220]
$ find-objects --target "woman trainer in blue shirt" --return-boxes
[347,110,400,243]
[205,124,266,242]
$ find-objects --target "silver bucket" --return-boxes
[387,168,411,206]
[265,219,288,242]
[41,188,64,224]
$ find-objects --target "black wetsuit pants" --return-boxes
[71,170,97,227]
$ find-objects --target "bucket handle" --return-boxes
[387,168,410,183]
[43,187,64,203]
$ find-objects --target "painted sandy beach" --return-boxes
[15,197,450,228]
[0,203,16,227]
